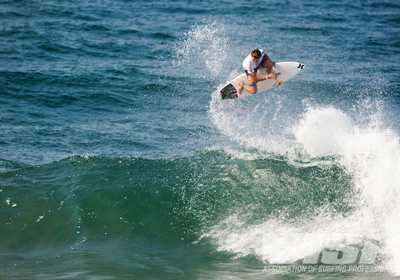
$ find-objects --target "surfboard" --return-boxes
[219,62,305,99]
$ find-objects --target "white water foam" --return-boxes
[206,106,400,275]
[295,107,400,272]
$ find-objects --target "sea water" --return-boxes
[0,0,399,279]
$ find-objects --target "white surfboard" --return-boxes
[219,62,305,99]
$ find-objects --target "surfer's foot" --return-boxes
[238,82,244,94]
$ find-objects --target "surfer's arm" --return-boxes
[255,75,267,82]
[255,73,277,81]
[245,73,276,87]
[250,72,268,83]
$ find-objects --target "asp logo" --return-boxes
[263,236,382,265]
[302,241,381,265]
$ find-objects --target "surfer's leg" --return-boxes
[242,83,257,94]
[242,72,258,94]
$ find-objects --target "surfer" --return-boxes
[238,49,277,95]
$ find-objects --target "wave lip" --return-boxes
[295,107,400,273]
[204,105,400,275]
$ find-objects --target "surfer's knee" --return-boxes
[248,85,257,94]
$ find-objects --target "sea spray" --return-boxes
[295,106,400,273]
[204,105,400,274]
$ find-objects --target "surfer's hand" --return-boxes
[267,73,277,80]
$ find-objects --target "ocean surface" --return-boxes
[1,0,399,279]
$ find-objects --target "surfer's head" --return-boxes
[251,49,261,62]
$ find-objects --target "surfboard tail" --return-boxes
[220,83,238,100]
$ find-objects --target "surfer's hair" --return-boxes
[251,49,261,59]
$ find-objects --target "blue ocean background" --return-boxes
[1,0,399,279]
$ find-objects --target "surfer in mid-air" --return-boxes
[238,49,277,95]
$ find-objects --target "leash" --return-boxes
[221,94,251,113]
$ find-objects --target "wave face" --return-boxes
[0,151,356,278]
[1,0,399,278]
